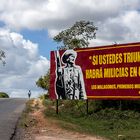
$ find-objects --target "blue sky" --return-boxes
[0,0,140,98]
[21,29,58,60]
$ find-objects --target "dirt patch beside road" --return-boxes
[14,99,107,140]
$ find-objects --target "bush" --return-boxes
[88,100,140,113]
[0,92,9,98]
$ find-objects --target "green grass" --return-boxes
[43,99,140,140]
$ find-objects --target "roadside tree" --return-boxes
[36,20,97,95]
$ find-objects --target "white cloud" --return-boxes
[0,0,140,46]
[0,28,49,98]
[97,10,140,44]
[0,0,140,97]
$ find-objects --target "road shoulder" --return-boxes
[14,99,106,140]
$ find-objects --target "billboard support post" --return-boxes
[56,99,59,114]
[86,99,89,115]
[119,100,122,110]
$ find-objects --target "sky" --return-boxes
[0,0,140,98]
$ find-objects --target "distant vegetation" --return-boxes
[0,92,9,98]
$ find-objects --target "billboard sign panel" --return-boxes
[50,42,140,100]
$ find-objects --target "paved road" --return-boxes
[0,98,27,140]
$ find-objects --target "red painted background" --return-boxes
[50,42,140,100]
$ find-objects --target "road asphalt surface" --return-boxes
[0,98,27,140]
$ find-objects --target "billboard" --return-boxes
[50,42,140,100]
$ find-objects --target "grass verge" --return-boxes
[43,99,140,140]
[19,99,37,128]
